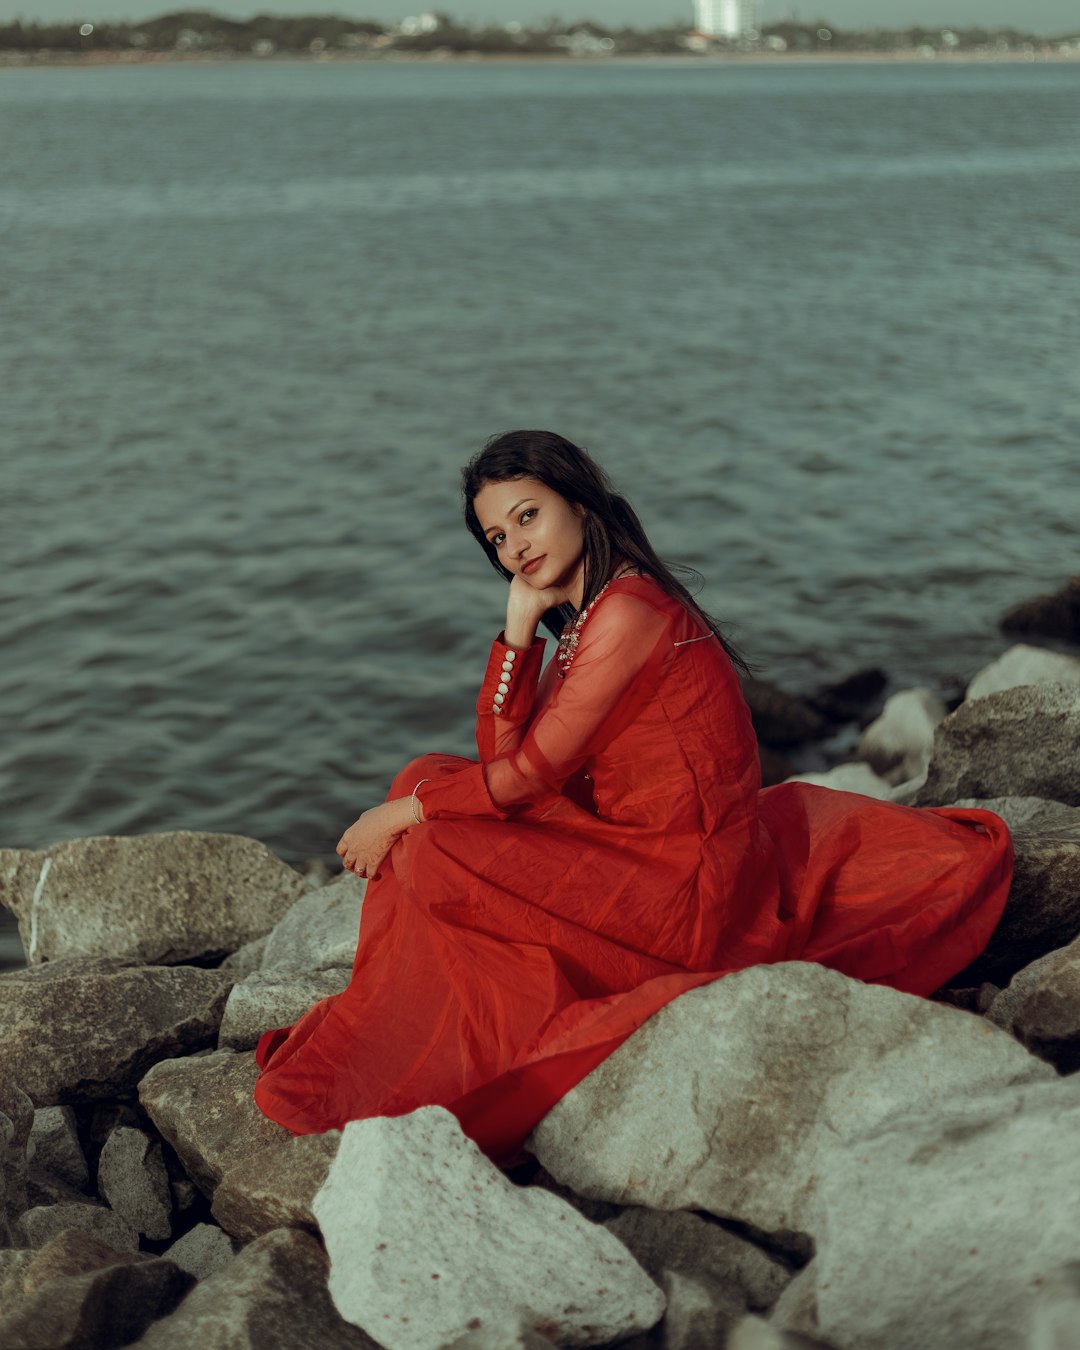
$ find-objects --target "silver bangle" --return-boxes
[410,778,430,824]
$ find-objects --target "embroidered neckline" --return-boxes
[555,570,641,678]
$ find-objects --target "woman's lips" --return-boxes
[521,555,546,576]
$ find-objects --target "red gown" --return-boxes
[254,575,1012,1165]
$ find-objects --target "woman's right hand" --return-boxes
[505,573,568,647]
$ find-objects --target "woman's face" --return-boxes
[474,477,586,602]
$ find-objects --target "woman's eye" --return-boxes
[520,509,536,524]
[492,533,505,547]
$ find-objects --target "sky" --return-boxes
[3,1,1077,31]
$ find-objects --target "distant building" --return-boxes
[693,0,760,38]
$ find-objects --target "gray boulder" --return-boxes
[946,797,1080,986]
[138,1050,339,1243]
[0,958,232,1105]
[28,1105,88,1191]
[1000,576,1080,643]
[528,963,1052,1237]
[259,872,364,973]
[966,643,1080,701]
[0,831,307,966]
[0,1083,33,1243]
[857,687,946,784]
[916,684,1080,808]
[217,968,350,1051]
[804,1076,1080,1350]
[0,1238,190,1350]
[0,1249,35,1320]
[133,1226,374,1349]
[17,1200,140,1252]
[162,1222,236,1282]
[98,1126,173,1241]
[987,932,1080,1073]
[312,1107,665,1350]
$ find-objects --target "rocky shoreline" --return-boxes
[0,577,1078,1348]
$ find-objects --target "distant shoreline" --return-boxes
[4,48,1079,70]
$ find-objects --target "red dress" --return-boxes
[254,575,1012,1164]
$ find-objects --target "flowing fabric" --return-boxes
[254,576,1013,1165]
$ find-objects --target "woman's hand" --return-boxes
[336,799,413,878]
[505,573,571,648]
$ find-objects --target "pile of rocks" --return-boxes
[0,665,1078,1347]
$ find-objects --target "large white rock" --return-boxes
[311,1106,665,1350]
[806,1076,1080,1350]
[857,687,947,784]
[966,643,1080,701]
[0,831,308,966]
[528,964,1052,1237]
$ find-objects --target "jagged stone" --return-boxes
[0,1083,32,1244]
[528,963,1052,1237]
[0,958,232,1105]
[17,1200,140,1252]
[916,684,1080,808]
[219,935,268,975]
[1000,576,1080,643]
[0,831,307,967]
[22,1228,136,1294]
[312,1107,665,1350]
[857,687,946,784]
[742,680,828,747]
[259,872,364,973]
[27,1105,88,1191]
[985,932,1080,1074]
[98,1126,173,1241]
[984,948,1064,1030]
[946,798,1080,986]
[804,1076,1080,1350]
[967,643,1080,701]
[0,1249,34,1320]
[170,1179,198,1216]
[603,1208,790,1313]
[133,1227,373,1349]
[162,1222,236,1281]
[659,1269,743,1349]
[729,1312,835,1348]
[0,1244,189,1350]
[138,1050,339,1243]
[784,762,895,801]
[217,968,350,1051]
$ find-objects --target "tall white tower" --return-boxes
[693,0,759,38]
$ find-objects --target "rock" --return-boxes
[659,1269,740,1348]
[17,1200,140,1252]
[260,872,364,973]
[170,1179,198,1216]
[28,1105,88,1191]
[986,932,1080,1074]
[0,1083,32,1242]
[1028,1261,1080,1350]
[138,1050,339,1243]
[0,958,232,1105]
[447,1328,557,1349]
[857,687,946,784]
[162,1222,236,1281]
[0,1244,189,1350]
[1000,576,1080,643]
[967,643,1080,701]
[219,935,268,975]
[312,1106,665,1350]
[741,680,828,747]
[98,1126,173,1241]
[0,831,307,967]
[916,684,1080,808]
[217,968,350,1051]
[808,667,888,725]
[22,1228,136,1294]
[784,762,896,801]
[945,798,1080,986]
[133,1227,373,1349]
[728,1312,834,1348]
[603,1207,790,1313]
[528,963,1053,1237]
[0,1250,34,1321]
[804,1076,1080,1350]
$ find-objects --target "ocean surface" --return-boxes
[2,57,1078,962]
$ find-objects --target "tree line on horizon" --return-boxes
[0,9,1075,56]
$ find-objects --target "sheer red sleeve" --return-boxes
[474,632,547,764]
[420,592,673,820]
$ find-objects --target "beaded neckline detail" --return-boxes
[555,570,640,679]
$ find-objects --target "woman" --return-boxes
[254,430,1012,1165]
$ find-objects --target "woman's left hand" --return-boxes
[336,802,408,879]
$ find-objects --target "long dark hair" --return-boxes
[462,429,748,674]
